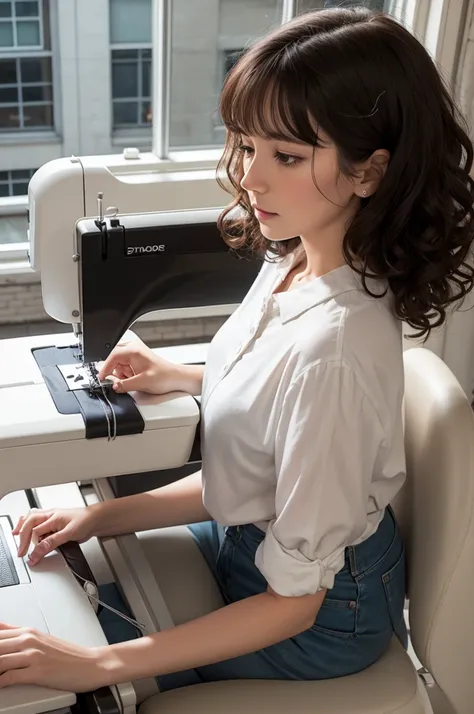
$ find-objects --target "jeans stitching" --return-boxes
[381,547,407,648]
[355,526,398,582]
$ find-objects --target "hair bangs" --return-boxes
[221,52,322,147]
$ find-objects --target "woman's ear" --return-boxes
[355,149,390,198]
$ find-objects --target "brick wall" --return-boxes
[0,276,48,324]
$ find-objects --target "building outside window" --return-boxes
[0,167,36,196]
[110,0,152,131]
[0,0,53,131]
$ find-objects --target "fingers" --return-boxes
[97,353,119,381]
[14,510,70,565]
[15,511,51,558]
[0,622,18,632]
[0,633,28,648]
[28,528,72,567]
[110,372,148,394]
[11,515,25,536]
[0,654,30,688]
[113,365,135,380]
[32,518,58,542]
[12,508,41,536]
[98,344,136,381]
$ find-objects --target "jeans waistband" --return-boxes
[346,507,399,578]
[227,507,400,579]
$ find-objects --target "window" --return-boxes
[110,0,152,130]
[0,56,52,130]
[0,0,44,50]
[0,167,36,196]
[0,0,53,131]
[111,49,152,128]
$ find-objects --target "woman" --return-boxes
[1,7,473,693]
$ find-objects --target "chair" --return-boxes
[137,347,474,714]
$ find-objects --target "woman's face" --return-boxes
[239,130,360,244]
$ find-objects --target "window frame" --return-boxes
[0,0,44,52]
[0,167,36,196]
[0,0,54,135]
[111,43,153,131]
[0,55,54,131]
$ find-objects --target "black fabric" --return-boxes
[74,386,144,439]
[32,345,144,440]
[33,345,82,414]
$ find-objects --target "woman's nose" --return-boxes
[240,158,268,194]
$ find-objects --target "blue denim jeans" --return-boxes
[99,507,407,692]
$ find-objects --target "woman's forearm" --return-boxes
[172,363,205,396]
[90,470,210,538]
[96,589,325,685]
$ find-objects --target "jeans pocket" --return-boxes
[381,546,408,648]
[311,596,358,638]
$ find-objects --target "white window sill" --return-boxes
[0,261,36,281]
[0,196,28,215]
[0,131,61,146]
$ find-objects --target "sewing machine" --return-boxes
[0,151,261,714]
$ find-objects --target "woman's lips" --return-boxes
[254,207,278,220]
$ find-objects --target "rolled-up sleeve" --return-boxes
[254,361,385,597]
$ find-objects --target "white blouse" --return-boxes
[200,249,406,597]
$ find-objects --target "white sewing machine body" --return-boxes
[0,151,261,714]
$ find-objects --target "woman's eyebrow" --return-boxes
[239,133,317,149]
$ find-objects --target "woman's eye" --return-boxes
[275,152,300,167]
[238,144,253,155]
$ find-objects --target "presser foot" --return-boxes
[57,362,113,393]
[57,362,118,440]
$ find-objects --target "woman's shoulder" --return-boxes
[296,275,400,354]
[292,283,404,404]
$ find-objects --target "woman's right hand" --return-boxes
[97,336,182,395]
[13,506,100,566]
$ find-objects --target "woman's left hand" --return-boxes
[0,622,107,691]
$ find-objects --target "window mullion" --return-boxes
[17,56,23,128]
[282,0,297,23]
[138,50,143,124]
[388,0,465,85]
[151,0,171,160]
[12,0,18,47]
[38,0,45,51]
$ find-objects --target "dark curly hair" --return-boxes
[216,7,474,341]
